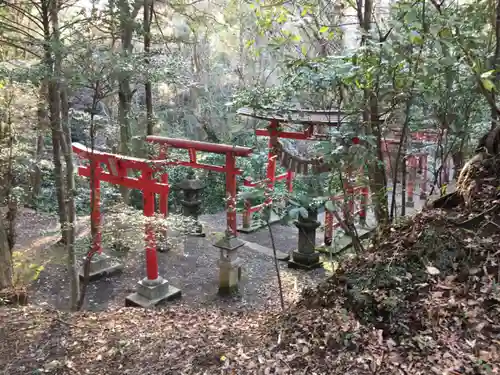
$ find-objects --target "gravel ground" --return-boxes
[17,180,448,313]
[29,223,328,312]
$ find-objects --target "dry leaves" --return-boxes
[2,157,500,374]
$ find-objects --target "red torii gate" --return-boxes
[73,138,253,307]
[383,128,444,204]
[236,108,351,232]
[146,136,253,237]
[236,108,370,246]
[72,143,170,289]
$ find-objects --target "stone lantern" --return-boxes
[288,207,322,270]
[213,230,244,295]
[177,170,205,237]
[288,176,323,270]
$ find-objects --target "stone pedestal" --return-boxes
[214,232,244,295]
[289,212,322,270]
[238,208,281,233]
[177,171,205,237]
[218,257,243,295]
[181,200,205,236]
[157,242,171,253]
[125,276,181,308]
[155,228,170,253]
[405,199,415,208]
[78,252,123,281]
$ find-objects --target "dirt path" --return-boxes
[13,209,90,255]
[11,209,91,291]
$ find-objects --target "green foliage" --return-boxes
[11,251,44,286]
[233,0,497,205]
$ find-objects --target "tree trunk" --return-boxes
[30,133,44,205]
[42,0,67,240]
[365,92,389,225]
[359,0,389,225]
[53,0,79,309]
[144,0,154,136]
[117,0,141,203]
[1,119,14,288]
[0,215,13,290]
[30,82,49,206]
[491,0,500,129]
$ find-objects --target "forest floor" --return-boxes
[8,181,433,312]
[3,174,497,374]
[1,196,499,374]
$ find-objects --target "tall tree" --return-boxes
[41,0,68,242]
[116,0,142,202]
[0,215,13,290]
[491,0,500,129]
[358,0,389,225]
[144,0,154,136]
[50,0,79,309]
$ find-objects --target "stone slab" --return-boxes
[318,226,376,255]
[241,240,290,261]
[237,210,282,233]
[186,231,206,238]
[238,224,298,256]
[78,253,123,281]
[125,285,181,308]
[288,258,323,270]
[78,263,124,281]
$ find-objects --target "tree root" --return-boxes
[453,204,500,229]
[429,191,463,210]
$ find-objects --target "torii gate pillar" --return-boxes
[80,159,124,281]
[73,143,181,307]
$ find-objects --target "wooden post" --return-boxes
[158,147,169,217]
[266,120,279,195]
[90,160,102,255]
[286,170,293,194]
[419,154,428,199]
[324,207,333,246]
[242,200,251,230]
[226,152,238,236]
[406,155,417,208]
[359,186,369,226]
[142,170,159,281]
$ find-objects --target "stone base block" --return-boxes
[218,258,243,296]
[237,210,281,233]
[157,243,171,253]
[358,219,368,228]
[288,259,323,270]
[405,200,415,208]
[79,252,123,281]
[187,231,206,238]
[288,250,322,270]
[182,221,205,237]
[125,277,181,308]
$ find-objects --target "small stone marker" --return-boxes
[213,230,244,295]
